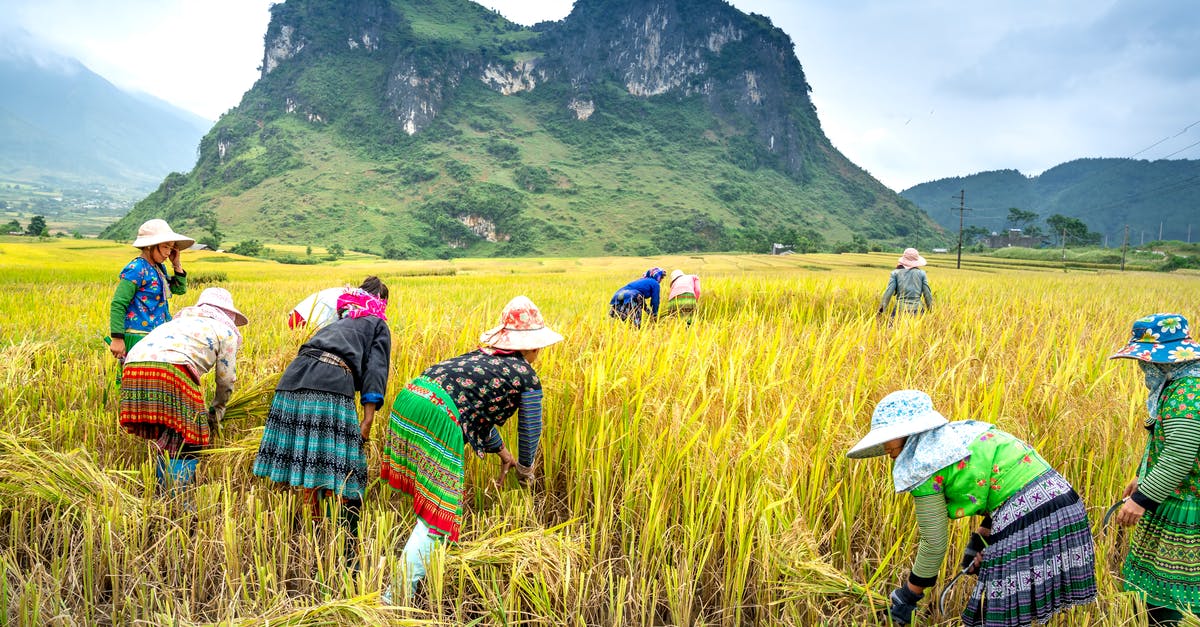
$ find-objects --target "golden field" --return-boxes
[1,238,1198,625]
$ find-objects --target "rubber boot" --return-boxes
[382,518,440,604]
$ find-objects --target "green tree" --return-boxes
[963,225,991,244]
[25,215,48,236]
[1006,208,1039,231]
[1045,214,1099,246]
[230,239,264,257]
[4,219,20,233]
[328,243,345,257]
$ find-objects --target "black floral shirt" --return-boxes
[422,350,541,454]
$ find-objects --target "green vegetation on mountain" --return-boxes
[104,0,941,257]
[901,159,1200,245]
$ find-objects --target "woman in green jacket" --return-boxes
[848,390,1096,626]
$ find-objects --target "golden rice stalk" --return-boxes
[222,372,282,425]
[0,431,142,514]
[447,521,588,587]
[201,594,435,626]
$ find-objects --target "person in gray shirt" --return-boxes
[879,248,933,316]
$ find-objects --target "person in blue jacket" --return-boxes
[609,267,665,327]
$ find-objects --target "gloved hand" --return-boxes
[959,531,987,575]
[889,584,923,625]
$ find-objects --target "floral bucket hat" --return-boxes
[479,295,564,351]
[847,390,948,459]
[1110,313,1200,364]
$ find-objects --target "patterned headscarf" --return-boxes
[1139,360,1200,428]
[892,420,993,493]
[336,288,388,321]
[644,267,665,282]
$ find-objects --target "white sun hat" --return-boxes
[847,390,948,458]
[131,219,195,250]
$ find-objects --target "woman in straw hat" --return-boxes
[252,277,390,560]
[381,295,563,598]
[609,267,665,327]
[878,247,933,317]
[663,268,701,324]
[848,390,1095,626]
[108,219,195,363]
[120,287,248,494]
[1109,313,1200,626]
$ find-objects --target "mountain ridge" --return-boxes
[103,0,943,257]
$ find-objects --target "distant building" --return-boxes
[985,228,1043,249]
[771,243,794,255]
[931,248,949,253]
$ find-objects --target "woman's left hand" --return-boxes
[1115,498,1146,527]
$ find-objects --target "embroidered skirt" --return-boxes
[252,389,367,499]
[1123,497,1200,611]
[382,377,465,542]
[119,361,210,446]
[961,470,1097,627]
[609,290,646,327]
[663,293,697,318]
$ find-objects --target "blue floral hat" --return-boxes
[847,390,948,459]
[644,267,665,282]
[1110,313,1200,364]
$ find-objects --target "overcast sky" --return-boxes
[2,0,1197,191]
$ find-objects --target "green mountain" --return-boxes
[0,45,212,190]
[103,0,941,257]
[900,158,1200,244]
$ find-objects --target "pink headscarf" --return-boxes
[336,288,388,321]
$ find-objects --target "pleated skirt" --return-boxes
[252,389,367,499]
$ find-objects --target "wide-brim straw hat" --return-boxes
[479,295,563,351]
[1110,313,1200,364]
[847,390,948,458]
[897,247,926,269]
[196,287,249,326]
[131,219,195,250]
[670,269,684,284]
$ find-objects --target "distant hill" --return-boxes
[103,0,942,257]
[0,38,212,190]
[900,159,1200,243]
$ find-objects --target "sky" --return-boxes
[1,0,1198,191]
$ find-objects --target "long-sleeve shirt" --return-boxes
[1132,377,1200,511]
[611,277,662,315]
[422,350,543,467]
[109,256,186,338]
[668,274,700,301]
[276,315,391,407]
[879,268,932,314]
[906,428,1050,585]
[124,307,239,413]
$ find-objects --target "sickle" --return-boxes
[1102,498,1127,531]
[938,568,969,615]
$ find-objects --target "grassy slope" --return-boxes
[105,0,941,257]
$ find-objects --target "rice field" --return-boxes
[1,238,1198,625]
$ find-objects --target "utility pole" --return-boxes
[1189,224,1193,243]
[1121,224,1129,271]
[1141,230,1145,246]
[1061,228,1068,271]
[952,189,969,269]
[1160,221,1163,241]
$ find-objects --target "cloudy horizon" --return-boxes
[1,0,1197,192]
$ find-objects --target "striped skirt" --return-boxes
[1123,497,1200,611]
[382,377,465,542]
[961,470,1097,627]
[663,294,697,318]
[252,389,367,499]
[119,361,210,446]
